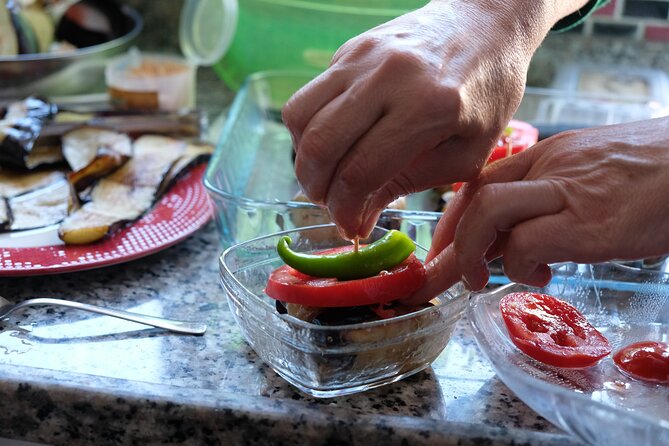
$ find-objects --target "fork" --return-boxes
[0,296,207,335]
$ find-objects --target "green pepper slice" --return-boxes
[276,229,416,280]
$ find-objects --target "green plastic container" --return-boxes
[211,0,427,90]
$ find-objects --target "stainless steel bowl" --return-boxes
[0,4,143,99]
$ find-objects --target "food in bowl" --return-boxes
[266,229,427,315]
[500,292,611,368]
[219,225,468,397]
[1,0,130,56]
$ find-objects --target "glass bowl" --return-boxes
[469,262,669,446]
[219,224,469,397]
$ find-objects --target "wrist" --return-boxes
[427,0,589,55]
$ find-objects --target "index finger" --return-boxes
[281,70,346,146]
[426,144,539,262]
[454,180,565,291]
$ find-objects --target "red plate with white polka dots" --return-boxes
[0,164,212,276]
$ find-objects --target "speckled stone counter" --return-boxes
[0,68,585,446]
[0,220,584,446]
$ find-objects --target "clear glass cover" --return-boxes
[219,225,468,397]
[469,262,669,446]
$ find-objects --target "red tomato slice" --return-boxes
[265,246,426,307]
[452,120,538,192]
[613,341,669,384]
[500,292,611,368]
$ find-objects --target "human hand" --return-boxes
[282,0,560,240]
[404,117,669,304]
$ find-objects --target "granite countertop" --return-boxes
[0,69,585,446]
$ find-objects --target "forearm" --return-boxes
[427,0,590,54]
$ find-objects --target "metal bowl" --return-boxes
[0,4,143,100]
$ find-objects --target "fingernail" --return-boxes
[289,131,298,151]
[460,274,472,290]
[528,265,551,286]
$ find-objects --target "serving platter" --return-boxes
[469,263,669,446]
[0,164,211,276]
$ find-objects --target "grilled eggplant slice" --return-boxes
[8,179,77,231]
[157,141,213,196]
[0,168,65,198]
[0,97,57,168]
[58,135,187,244]
[24,144,64,169]
[0,198,9,230]
[0,2,19,56]
[62,126,132,191]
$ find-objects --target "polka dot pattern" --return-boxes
[0,164,212,276]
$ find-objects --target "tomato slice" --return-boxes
[265,246,426,307]
[452,120,538,192]
[613,341,669,384]
[500,292,611,368]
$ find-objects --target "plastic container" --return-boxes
[219,224,469,397]
[105,50,196,111]
[469,262,669,446]
[551,63,669,103]
[512,64,669,129]
[204,0,428,90]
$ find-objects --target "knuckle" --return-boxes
[281,100,298,130]
[431,83,463,119]
[386,174,416,198]
[300,128,335,165]
[336,158,368,193]
[502,247,533,283]
[467,184,500,218]
[452,229,474,266]
[502,261,529,284]
[374,47,424,80]
[338,35,383,61]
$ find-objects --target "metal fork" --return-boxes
[0,296,207,335]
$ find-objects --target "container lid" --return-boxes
[179,0,238,66]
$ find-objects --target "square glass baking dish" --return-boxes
[203,70,443,248]
[219,225,469,397]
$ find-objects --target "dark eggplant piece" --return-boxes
[156,141,213,196]
[55,0,129,48]
[0,97,57,169]
[0,1,18,55]
[7,0,39,54]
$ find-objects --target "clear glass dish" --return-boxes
[203,70,443,249]
[469,262,669,446]
[219,224,468,397]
